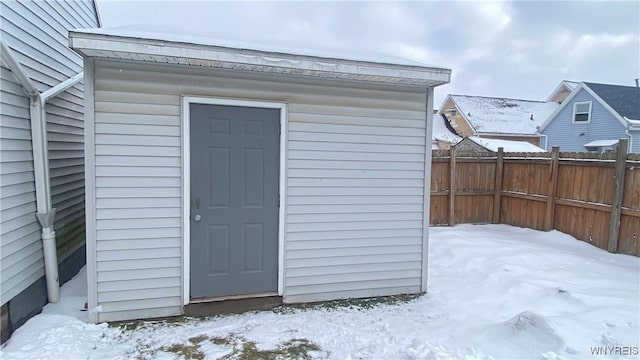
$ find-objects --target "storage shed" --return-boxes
[69,29,451,323]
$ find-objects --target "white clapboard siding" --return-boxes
[0,0,98,305]
[0,64,44,305]
[91,59,426,321]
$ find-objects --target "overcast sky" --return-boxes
[96,0,640,107]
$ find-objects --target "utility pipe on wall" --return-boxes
[2,41,83,304]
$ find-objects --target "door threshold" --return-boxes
[190,292,278,304]
[185,294,282,317]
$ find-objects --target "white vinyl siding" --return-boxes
[0,65,43,305]
[91,59,426,321]
[285,101,425,302]
[0,0,98,305]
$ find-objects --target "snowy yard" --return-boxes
[2,224,639,359]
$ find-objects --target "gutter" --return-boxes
[624,117,640,152]
[1,41,84,304]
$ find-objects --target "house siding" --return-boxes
[0,64,43,306]
[630,130,640,153]
[0,0,97,315]
[542,89,627,152]
[90,59,427,322]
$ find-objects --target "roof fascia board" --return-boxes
[69,32,451,86]
[448,96,478,133]
[437,94,454,112]
[624,117,640,130]
[539,83,584,132]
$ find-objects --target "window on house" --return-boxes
[573,101,591,123]
[449,109,457,117]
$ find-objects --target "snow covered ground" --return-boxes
[2,224,639,359]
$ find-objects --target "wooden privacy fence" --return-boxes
[430,139,640,256]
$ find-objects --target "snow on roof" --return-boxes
[73,25,438,69]
[469,137,546,152]
[583,139,619,147]
[450,95,559,135]
[432,114,462,143]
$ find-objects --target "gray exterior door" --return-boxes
[190,104,280,299]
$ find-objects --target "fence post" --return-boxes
[608,138,628,253]
[492,147,504,224]
[449,145,456,226]
[545,146,560,231]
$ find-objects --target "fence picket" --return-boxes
[430,144,638,256]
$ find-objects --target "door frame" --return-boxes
[181,96,287,305]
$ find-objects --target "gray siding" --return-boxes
[91,59,426,322]
[0,0,98,305]
[542,89,627,152]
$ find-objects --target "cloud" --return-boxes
[569,33,637,58]
[95,0,639,105]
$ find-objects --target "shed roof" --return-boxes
[69,27,451,87]
[584,82,640,120]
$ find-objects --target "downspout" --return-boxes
[2,41,83,303]
[30,95,59,303]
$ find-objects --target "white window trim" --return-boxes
[572,101,592,123]
[181,96,288,306]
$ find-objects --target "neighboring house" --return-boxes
[432,113,461,150]
[539,82,640,153]
[69,28,451,323]
[439,95,558,146]
[455,137,546,153]
[0,0,99,342]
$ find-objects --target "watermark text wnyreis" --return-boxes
[590,346,639,356]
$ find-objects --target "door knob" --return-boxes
[194,214,201,222]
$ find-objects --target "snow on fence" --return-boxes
[430,139,640,256]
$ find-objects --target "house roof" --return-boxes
[469,137,546,152]
[583,82,640,120]
[69,27,451,87]
[446,95,559,135]
[432,114,461,143]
